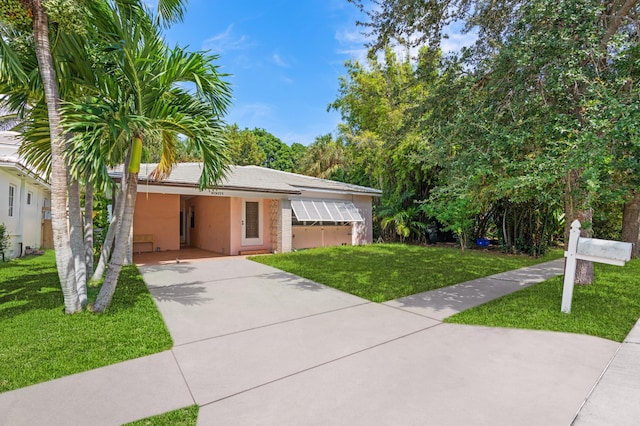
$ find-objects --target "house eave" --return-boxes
[141,180,301,195]
[0,160,50,189]
[292,185,383,197]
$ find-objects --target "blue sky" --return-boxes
[163,0,367,146]
[163,1,476,146]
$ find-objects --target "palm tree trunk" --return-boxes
[91,151,130,282]
[92,185,124,281]
[84,178,94,278]
[32,1,80,313]
[92,135,142,313]
[92,172,138,313]
[68,176,87,308]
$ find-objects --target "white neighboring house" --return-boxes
[0,131,51,259]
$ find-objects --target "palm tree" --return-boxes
[0,1,82,313]
[300,134,346,179]
[63,2,231,312]
[1,0,204,313]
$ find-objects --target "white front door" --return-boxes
[241,199,263,246]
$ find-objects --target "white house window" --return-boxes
[27,191,32,205]
[8,184,15,217]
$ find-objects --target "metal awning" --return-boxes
[291,199,364,222]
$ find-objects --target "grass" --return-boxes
[250,243,562,302]
[0,251,172,393]
[124,405,199,426]
[446,259,640,342]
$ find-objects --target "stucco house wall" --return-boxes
[352,194,374,245]
[229,197,272,255]
[292,224,351,249]
[1,131,51,259]
[133,193,180,252]
[187,196,231,255]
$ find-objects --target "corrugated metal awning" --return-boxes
[291,199,364,222]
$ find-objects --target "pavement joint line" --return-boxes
[198,322,445,409]
[569,343,622,426]
[172,301,373,348]
[381,301,444,323]
[169,349,198,405]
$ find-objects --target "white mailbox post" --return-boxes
[561,220,633,313]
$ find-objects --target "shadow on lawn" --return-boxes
[0,262,62,320]
[0,257,171,319]
[257,271,327,292]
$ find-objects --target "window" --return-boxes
[245,202,259,239]
[8,185,15,217]
[242,200,263,245]
[27,192,32,205]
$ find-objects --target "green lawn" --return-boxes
[124,405,199,426]
[446,259,640,342]
[0,251,172,393]
[250,244,562,302]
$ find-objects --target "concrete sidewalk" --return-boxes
[572,318,640,426]
[0,257,635,425]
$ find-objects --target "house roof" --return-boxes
[0,131,50,189]
[114,163,382,197]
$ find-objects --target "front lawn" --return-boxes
[446,259,640,342]
[124,405,199,426]
[0,251,172,393]
[250,244,562,302]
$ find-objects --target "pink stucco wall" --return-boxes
[186,196,231,254]
[229,197,272,255]
[133,193,180,252]
[352,194,374,245]
[292,225,352,250]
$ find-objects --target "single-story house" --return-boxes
[0,131,52,259]
[115,163,382,257]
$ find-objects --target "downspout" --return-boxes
[17,178,26,257]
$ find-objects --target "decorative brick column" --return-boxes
[270,199,279,253]
[278,199,292,253]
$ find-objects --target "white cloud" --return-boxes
[227,102,275,123]
[440,29,478,55]
[335,28,369,63]
[279,74,294,85]
[203,25,253,53]
[272,53,290,68]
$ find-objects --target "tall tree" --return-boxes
[254,128,295,171]
[299,133,345,179]
[350,0,640,277]
[224,124,266,166]
[62,1,231,312]
[330,47,439,242]
[0,0,81,312]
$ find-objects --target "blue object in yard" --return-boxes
[476,238,490,247]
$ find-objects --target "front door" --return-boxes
[241,199,263,246]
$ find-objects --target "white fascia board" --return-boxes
[291,185,382,197]
[0,161,50,189]
[134,183,294,200]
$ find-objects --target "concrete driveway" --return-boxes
[139,257,619,426]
